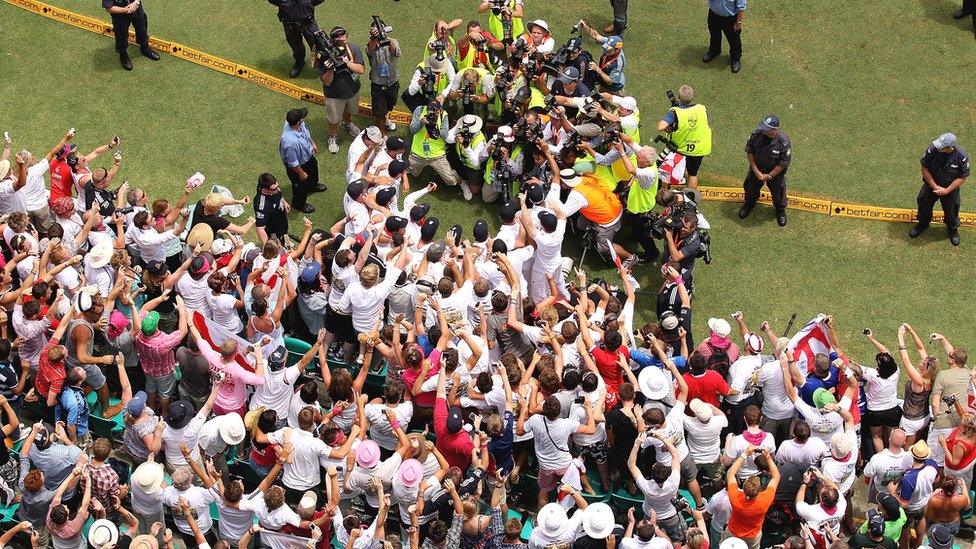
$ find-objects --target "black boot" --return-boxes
[289,63,303,78]
[140,45,160,60]
[120,52,133,71]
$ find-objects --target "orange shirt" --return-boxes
[726,481,776,540]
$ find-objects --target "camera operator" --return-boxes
[408,99,462,189]
[481,126,525,203]
[424,19,463,63]
[580,22,626,93]
[446,67,495,118]
[662,208,702,293]
[366,17,402,133]
[524,137,560,184]
[317,27,366,155]
[554,169,636,266]
[549,67,593,119]
[446,115,488,201]
[478,0,525,44]
[738,114,792,227]
[457,21,504,71]
[559,37,598,91]
[403,55,454,114]
[656,85,712,189]
[268,0,324,78]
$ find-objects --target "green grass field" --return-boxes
[0,0,974,362]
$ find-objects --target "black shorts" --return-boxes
[325,304,356,344]
[684,155,705,176]
[864,406,902,428]
[371,82,400,119]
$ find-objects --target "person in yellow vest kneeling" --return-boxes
[556,168,637,266]
[408,99,462,191]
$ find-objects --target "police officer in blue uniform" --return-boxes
[738,115,792,226]
[910,133,969,246]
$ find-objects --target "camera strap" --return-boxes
[542,417,571,454]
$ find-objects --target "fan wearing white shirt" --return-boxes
[795,470,846,549]
[127,210,189,264]
[17,131,75,234]
[861,330,904,453]
[628,432,686,542]
[722,405,777,480]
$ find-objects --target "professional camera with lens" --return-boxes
[460,80,476,106]
[513,119,543,144]
[431,40,447,61]
[543,94,559,113]
[312,30,348,72]
[421,106,442,136]
[666,89,679,107]
[371,15,393,46]
[489,0,509,16]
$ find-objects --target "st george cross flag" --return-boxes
[192,311,257,372]
[786,314,835,372]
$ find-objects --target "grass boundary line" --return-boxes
[6,0,976,228]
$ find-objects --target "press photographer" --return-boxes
[268,0,324,78]
[366,15,402,133]
[446,67,495,118]
[408,99,462,189]
[446,114,488,200]
[483,125,525,203]
[457,21,505,71]
[478,0,525,43]
[402,55,454,114]
[656,85,712,189]
[660,195,707,292]
[316,27,366,154]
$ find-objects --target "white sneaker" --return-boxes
[328,136,339,154]
[342,122,361,137]
[460,182,473,201]
[386,119,397,132]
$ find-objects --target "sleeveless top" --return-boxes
[249,315,284,355]
[901,379,932,420]
[946,430,976,471]
[64,318,94,371]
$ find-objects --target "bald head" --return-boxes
[889,428,906,450]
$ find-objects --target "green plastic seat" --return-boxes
[89,414,124,443]
[961,490,976,520]
[609,486,644,514]
[580,469,610,503]
[520,516,534,542]
[284,337,313,369]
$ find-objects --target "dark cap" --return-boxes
[410,203,431,222]
[420,217,440,241]
[286,108,309,126]
[928,523,954,549]
[446,407,464,433]
[448,224,462,243]
[499,201,519,223]
[491,239,508,254]
[269,346,288,366]
[375,187,397,207]
[568,37,583,51]
[145,260,167,276]
[427,99,442,111]
[526,184,545,205]
[347,180,367,200]
[538,211,557,232]
[330,26,347,38]
[165,401,194,430]
[558,66,580,84]
[386,137,406,150]
[33,422,53,450]
[427,241,446,262]
[866,509,884,537]
[472,219,489,242]
[757,115,780,132]
[389,158,410,177]
[876,493,900,519]
[385,216,408,232]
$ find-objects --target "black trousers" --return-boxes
[610,0,628,35]
[284,156,319,209]
[964,0,976,26]
[625,211,658,259]
[743,171,787,213]
[916,185,961,231]
[283,19,321,65]
[110,7,150,54]
[706,9,742,61]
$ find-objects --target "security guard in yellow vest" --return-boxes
[409,99,461,187]
[657,84,712,189]
[446,114,488,201]
[478,0,525,43]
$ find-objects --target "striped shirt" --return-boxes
[135,329,184,378]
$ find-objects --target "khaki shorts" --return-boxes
[325,91,361,125]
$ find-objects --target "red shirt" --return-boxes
[49,159,73,204]
[683,370,731,410]
[591,345,629,394]
[35,337,66,400]
[434,397,474,471]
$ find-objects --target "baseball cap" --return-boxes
[108,310,129,338]
[375,187,397,206]
[525,183,545,205]
[299,261,321,283]
[269,346,288,366]
[812,387,837,409]
[389,158,410,177]
[127,391,148,416]
[707,318,732,338]
[347,180,367,200]
[410,203,431,222]
[446,406,464,433]
[660,311,679,331]
[365,126,383,142]
[473,219,489,242]
[932,132,958,149]
[618,96,638,112]
[558,66,580,84]
[538,211,557,232]
[499,201,519,223]
[496,125,516,143]
[141,311,160,336]
[757,115,781,132]
[427,241,446,262]
[421,217,440,241]
[385,216,408,232]
[689,399,713,422]
[603,35,623,50]
[866,509,885,537]
[286,108,309,125]
[386,137,406,150]
[51,196,75,217]
[568,37,583,51]
[190,255,211,276]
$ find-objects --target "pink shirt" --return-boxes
[402,349,441,407]
[135,329,184,378]
[197,339,266,411]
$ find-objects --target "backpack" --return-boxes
[706,342,731,379]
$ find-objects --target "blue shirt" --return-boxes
[56,386,90,438]
[628,348,688,372]
[279,121,314,168]
[798,366,840,406]
[708,0,747,17]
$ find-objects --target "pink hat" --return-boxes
[398,458,424,487]
[356,440,381,469]
[108,310,130,338]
